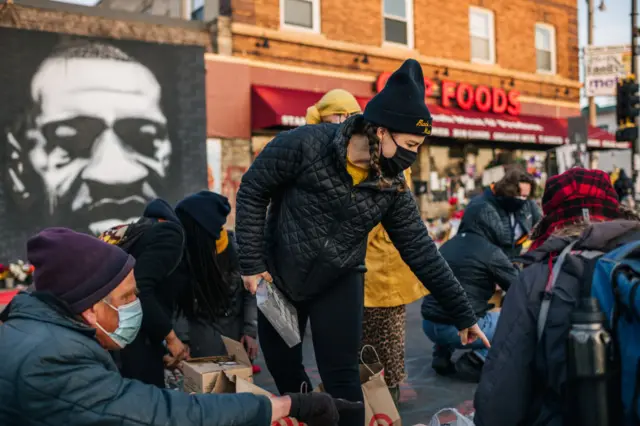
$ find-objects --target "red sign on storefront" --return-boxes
[375,72,521,116]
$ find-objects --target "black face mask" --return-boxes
[496,196,527,213]
[379,133,417,177]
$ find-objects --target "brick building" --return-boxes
[8,1,628,224]
[200,0,624,221]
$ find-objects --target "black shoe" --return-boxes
[455,352,484,383]
[432,353,456,376]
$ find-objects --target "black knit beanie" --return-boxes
[364,58,432,136]
[28,228,135,314]
[175,191,231,240]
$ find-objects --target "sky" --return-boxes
[578,0,633,48]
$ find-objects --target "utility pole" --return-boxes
[633,0,638,76]
[588,0,597,126]
[633,0,639,179]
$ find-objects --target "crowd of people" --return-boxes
[0,57,638,426]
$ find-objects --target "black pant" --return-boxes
[258,272,365,426]
[117,331,166,388]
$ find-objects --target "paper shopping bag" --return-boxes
[213,372,307,426]
[316,362,401,425]
[360,363,402,426]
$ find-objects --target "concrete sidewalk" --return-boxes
[253,300,476,425]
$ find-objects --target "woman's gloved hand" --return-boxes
[286,392,363,426]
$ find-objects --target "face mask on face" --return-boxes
[96,299,143,348]
[496,196,527,213]
[379,132,417,177]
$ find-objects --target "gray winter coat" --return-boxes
[0,292,271,426]
[466,189,542,259]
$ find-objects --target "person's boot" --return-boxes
[455,352,484,383]
[432,348,456,376]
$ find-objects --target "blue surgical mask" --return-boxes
[96,299,143,348]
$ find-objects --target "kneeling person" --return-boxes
[421,206,518,381]
[0,228,359,426]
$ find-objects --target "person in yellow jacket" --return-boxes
[305,89,362,124]
[306,89,427,405]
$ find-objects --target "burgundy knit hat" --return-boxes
[530,168,621,249]
[28,228,135,314]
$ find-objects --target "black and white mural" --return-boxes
[0,27,207,260]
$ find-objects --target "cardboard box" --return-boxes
[182,336,253,393]
[213,372,307,426]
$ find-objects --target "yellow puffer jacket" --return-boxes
[364,169,429,307]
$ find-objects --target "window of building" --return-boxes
[281,0,321,33]
[191,1,204,20]
[469,7,495,64]
[383,0,414,48]
[183,0,204,20]
[535,23,556,74]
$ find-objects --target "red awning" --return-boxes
[251,85,369,130]
[428,104,629,149]
[251,85,628,149]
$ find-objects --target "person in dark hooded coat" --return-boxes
[421,197,519,381]
[116,199,188,387]
[172,191,258,360]
[116,192,259,385]
[465,165,540,259]
[474,168,640,426]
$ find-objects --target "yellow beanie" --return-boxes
[305,89,362,124]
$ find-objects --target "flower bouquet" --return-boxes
[0,260,34,289]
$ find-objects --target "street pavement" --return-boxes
[253,300,477,425]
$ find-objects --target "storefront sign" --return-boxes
[440,81,520,116]
[376,72,434,97]
[375,73,520,116]
[584,45,630,97]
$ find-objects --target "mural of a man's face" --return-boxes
[6,43,172,233]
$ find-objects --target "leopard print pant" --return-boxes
[360,305,407,387]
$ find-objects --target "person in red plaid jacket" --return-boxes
[474,167,640,426]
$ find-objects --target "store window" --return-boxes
[189,0,204,20]
[383,0,414,48]
[281,0,321,33]
[535,23,556,74]
[469,7,495,64]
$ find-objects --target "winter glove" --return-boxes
[287,392,363,426]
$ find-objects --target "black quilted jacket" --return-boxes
[236,119,476,330]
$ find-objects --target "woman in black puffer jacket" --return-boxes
[235,59,486,426]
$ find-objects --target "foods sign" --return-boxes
[584,45,630,97]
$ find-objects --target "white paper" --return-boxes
[256,278,301,348]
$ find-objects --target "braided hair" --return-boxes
[176,210,232,319]
[341,114,408,191]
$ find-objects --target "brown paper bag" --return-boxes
[360,363,402,426]
[360,345,401,426]
[315,360,401,424]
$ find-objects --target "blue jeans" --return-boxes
[422,311,500,361]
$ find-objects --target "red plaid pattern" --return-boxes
[530,168,621,249]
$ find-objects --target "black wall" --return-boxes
[0,27,207,261]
